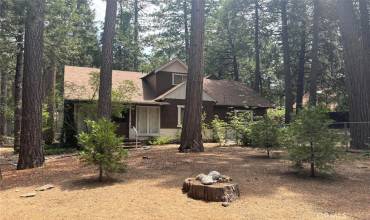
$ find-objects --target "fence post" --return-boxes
[344,122,349,151]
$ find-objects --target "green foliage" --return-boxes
[78,119,127,181]
[44,145,77,156]
[148,136,173,145]
[286,107,343,176]
[211,115,228,146]
[227,111,253,145]
[250,116,280,157]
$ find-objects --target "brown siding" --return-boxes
[160,99,215,128]
[146,73,157,93]
[156,71,175,96]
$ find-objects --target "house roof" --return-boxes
[203,79,273,108]
[141,58,188,79]
[154,82,216,102]
[64,64,273,108]
[64,66,159,104]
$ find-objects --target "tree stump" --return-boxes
[182,178,240,202]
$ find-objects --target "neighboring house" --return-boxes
[63,58,273,142]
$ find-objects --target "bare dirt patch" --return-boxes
[1,144,369,220]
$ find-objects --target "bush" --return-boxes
[78,119,127,181]
[287,107,343,177]
[228,111,252,145]
[148,136,173,145]
[250,116,280,157]
[211,115,228,146]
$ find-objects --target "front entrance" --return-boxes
[136,106,160,136]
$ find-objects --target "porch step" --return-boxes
[122,141,142,149]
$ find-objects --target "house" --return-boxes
[63,59,273,143]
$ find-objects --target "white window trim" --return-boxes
[177,105,185,128]
[136,106,161,136]
[172,73,187,85]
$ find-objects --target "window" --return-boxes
[177,105,185,127]
[136,106,160,136]
[172,73,187,85]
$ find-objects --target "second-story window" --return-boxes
[172,73,187,85]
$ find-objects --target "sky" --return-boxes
[92,0,105,23]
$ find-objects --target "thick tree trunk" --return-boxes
[179,0,205,153]
[98,0,117,119]
[359,0,370,91]
[184,0,190,65]
[337,0,370,149]
[0,68,7,138]
[296,17,306,113]
[226,12,239,81]
[17,0,45,169]
[183,178,240,202]
[281,0,293,123]
[44,62,56,145]
[308,0,320,107]
[253,0,261,93]
[133,0,139,71]
[14,31,24,153]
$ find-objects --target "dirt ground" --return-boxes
[1,144,370,220]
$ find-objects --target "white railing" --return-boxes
[132,126,139,149]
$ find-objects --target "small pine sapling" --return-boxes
[78,119,127,181]
[250,116,280,157]
[287,107,343,177]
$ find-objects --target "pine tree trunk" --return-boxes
[17,0,45,169]
[253,0,261,93]
[296,16,306,113]
[281,0,293,123]
[184,0,190,65]
[310,142,315,177]
[337,0,370,149]
[98,0,117,119]
[226,12,239,81]
[14,30,24,153]
[179,0,205,153]
[308,0,320,107]
[0,67,7,138]
[133,0,139,71]
[44,62,56,145]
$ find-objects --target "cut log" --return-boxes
[183,178,240,202]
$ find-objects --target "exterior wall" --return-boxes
[160,99,215,128]
[156,71,183,96]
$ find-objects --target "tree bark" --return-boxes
[337,0,370,149]
[281,0,293,123]
[44,61,56,145]
[253,0,261,93]
[14,30,24,153]
[179,0,205,153]
[184,0,190,65]
[0,67,7,138]
[98,0,117,119]
[133,0,139,71]
[296,13,306,113]
[359,0,370,92]
[226,12,239,81]
[308,0,320,106]
[17,0,45,169]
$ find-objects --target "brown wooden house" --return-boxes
[63,59,273,143]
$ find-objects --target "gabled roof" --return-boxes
[154,82,216,102]
[142,58,188,79]
[203,79,273,108]
[64,62,274,108]
[64,66,158,104]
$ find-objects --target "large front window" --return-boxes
[136,106,160,136]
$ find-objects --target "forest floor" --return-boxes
[1,144,370,220]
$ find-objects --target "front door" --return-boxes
[136,106,160,136]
